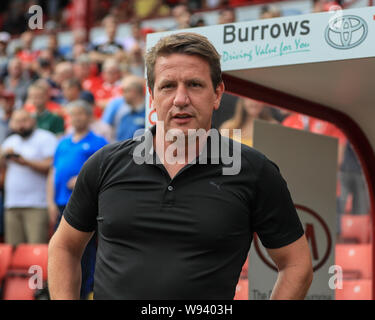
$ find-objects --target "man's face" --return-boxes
[74,62,90,79]
[243,99,264,118]
[28,87,48,110]
[122,84,137,107]
[219,10,235,24]
[70,106,91,132]
[105,20,117,40]
[11,112,35,137]
[151,53,224,136]
[0,97,14,114]
[103,66,120,84]
[9,60,22,78]
[62,84,80,102]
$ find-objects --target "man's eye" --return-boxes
[161,84,173,89]
[190,82,202,87]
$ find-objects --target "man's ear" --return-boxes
[213,82,225,111]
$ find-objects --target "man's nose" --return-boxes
[173,85,190,108]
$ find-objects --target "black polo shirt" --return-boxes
[63,126,304,300]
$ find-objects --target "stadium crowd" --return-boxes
[0,0,367,299]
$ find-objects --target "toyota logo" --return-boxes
[325,15,368,49]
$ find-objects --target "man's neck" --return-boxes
[154,126,209,168]
[73,129,89,142]
[130,99,144,112]
[36,106,47,115]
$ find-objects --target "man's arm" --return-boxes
[11,156,53,175]
[266,235,313,300]
[48,216,94,299]
[46,168,59,227]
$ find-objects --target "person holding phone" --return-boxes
[0,109,57,246]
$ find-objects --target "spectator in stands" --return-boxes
[0,89,14,240]
[51,61,75,104]
[61,78,112,140]
[338,142,370,215]
[47,99,107,299]
[217,7,236,24]
[259,5,282,19]
[131,0,171,20]
[116,75,145,141]
[89,14,124,66]
[203,0,227,9]
[101,76,131,137]
[128,42,145,77]
[170,4,192,29]
[45,32,64,62]
[0,32,11,77]
[60,28,89,61]
[34,49,56,82]
[74,54,101,93]
[220,97,277,146]
[0,90,15,143]
[26,83,65,136]
[24,79,66,120]
[191,14,206,27]
[312,0,342,12]
[86,58,122,118]
[0,109,57,246]
[282,113,346,165]
[4,57,32,109]
[61,78,95,106]
[122,20,145,53]
[16,31,40,72]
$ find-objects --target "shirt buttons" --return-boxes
[167,185,174,191]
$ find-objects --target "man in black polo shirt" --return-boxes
[48,33,313,300]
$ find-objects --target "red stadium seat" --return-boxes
[234,278,248,300]
[2,276,35,300]
[3,244,49,300]
[0,244,13,282]
[336,279,372,300]
[335,244,372,279]
[9,244,48,281]
[341,214,371,243]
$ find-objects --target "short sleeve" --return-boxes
[40,132,58,158]
[63,148,103,232]
[102,98,119,125]
[251,157,304,249]
[2,136,12,150]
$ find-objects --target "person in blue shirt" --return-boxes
[101,76,131,134]
[47,99,108,299]
[115,75,145,141]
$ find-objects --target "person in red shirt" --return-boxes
[24,79,69,130]
[86,58,122,118]
[283,112,346,162]
[74,55,102,95]
[16,31,40,71]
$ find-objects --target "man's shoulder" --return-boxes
[94,138,139,163]
[2,133,18,146]
[34,128,56,138]
[86,131,108,146]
